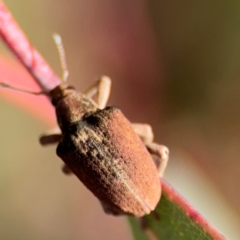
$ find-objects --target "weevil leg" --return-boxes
[83,76,112,109]
[132,123,169,177]
[139,217,159,240]
[62,164,72,175]
[40,128,73,175]
[145,143,169,178]
[100,202,122,216]
[39,127,62,145]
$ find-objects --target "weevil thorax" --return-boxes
[49,83,98,133]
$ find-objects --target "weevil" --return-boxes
[1,35,169,217]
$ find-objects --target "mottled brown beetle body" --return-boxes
[40,76,169,217]
[1,75,169,217]
[57,105,161,216]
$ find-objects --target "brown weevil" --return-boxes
[1,35,169,217]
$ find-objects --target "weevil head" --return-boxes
[50,83,98,132]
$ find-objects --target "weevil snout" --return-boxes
[50,83,75,106]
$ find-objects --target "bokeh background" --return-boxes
[0,0,240,239]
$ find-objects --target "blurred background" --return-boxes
[0,0,240,239]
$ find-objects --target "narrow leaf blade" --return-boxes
[128,180,225,240]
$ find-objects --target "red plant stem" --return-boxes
[0,2,226,239]
[0,1,61,93]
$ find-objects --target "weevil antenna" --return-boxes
[53,33,69,83]
[0,82,46,95]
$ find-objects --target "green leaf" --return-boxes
[128,181,225,240]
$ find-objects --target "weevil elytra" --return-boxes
[1,35,169,217]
